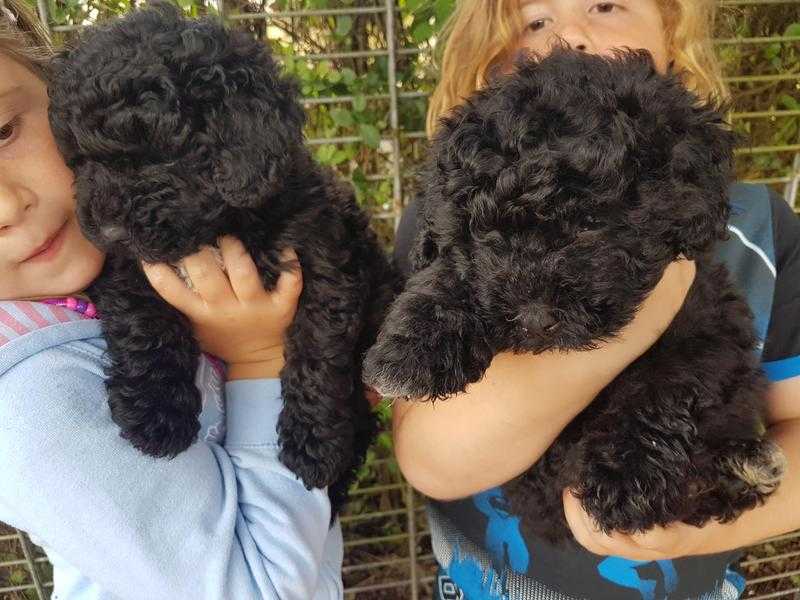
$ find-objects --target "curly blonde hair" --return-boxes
[426,0,728,137]
[0,0,53,78]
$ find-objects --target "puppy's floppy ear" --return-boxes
[174,19,306,207]
[664,102,737,258]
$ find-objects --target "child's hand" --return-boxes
[142,237,302,379]
[562,489,721,559]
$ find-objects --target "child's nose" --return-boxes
[554,23,596,54]
[0,180,34,231]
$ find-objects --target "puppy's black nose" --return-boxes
[101,225,128,243]
[518,303,558,334]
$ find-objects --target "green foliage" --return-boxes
[716,8,800,185]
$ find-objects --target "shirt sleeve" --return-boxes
[761,190,800,381]
[0,343,343,600]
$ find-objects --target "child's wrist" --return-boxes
[228,356,285,380]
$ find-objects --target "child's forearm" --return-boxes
[393,259,695,500]
[227,355,285,379]
[393,343,645,500]
[562,379,800,560]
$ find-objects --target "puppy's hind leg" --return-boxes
[698,438,785,524]
[96,265,202,458]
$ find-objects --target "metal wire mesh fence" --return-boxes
[1,0,799,598]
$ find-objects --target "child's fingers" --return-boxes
[273,248,303,303]
[142,262,200,315]
[218,236,265,302]
[181,246,233,304]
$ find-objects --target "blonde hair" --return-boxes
[0,0,53,78]
[426,0,728,137]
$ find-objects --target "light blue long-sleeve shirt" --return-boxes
[0,300,344,599]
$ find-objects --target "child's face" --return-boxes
[0,53,104,299]
[516,0,669,73]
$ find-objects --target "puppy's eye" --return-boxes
[578,215,600,231]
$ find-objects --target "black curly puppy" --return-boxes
[47,3,396,513]
[364,49,785,541]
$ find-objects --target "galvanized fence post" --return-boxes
[384,0,404,232]
[35,0,50,35]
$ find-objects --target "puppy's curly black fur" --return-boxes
[364,49,785,541]
[47,2,396,514]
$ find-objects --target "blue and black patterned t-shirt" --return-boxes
[393,183,800,600]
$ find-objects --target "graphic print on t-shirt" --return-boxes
[596,557,677,600]
[474,488,531,574]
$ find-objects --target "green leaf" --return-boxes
[315,144,337,164]
[763,43,780,60]
[352,167,368,186]
[330,108,354,128]
[353,94,367,112]
[784,22,800,38]
[404,0,425,13]
[341,68,357,86]
[335,15,353,37]
[359,123,381,148]
[411,20,434,43]
[330,150,349,165]
[779,94,799,111]
[317,61,331,76]
[9,568,27,585]
[434,0,454,24]
[376,431,393,450]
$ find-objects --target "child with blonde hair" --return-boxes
[393,2,800,599]
[0,1,344,597]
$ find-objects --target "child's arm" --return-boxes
[393,260,695,499]
[564,191,800,558]
[0,238,341,599]
[391,200,695,499]
[0,366,340,599]
[562,377,800,559]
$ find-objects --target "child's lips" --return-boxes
[22,222,68,264]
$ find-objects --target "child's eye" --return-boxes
[0,117,20,146]
[528,18,551,33]
[592,2,620,14]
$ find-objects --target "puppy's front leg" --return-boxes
[94,263,202,458]
[363,259,494,400]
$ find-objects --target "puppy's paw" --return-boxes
[278,430,350,489]
[363,289,492,399]
[363,336,449,399]
[110,380,201,458]
[712,439,785,520]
